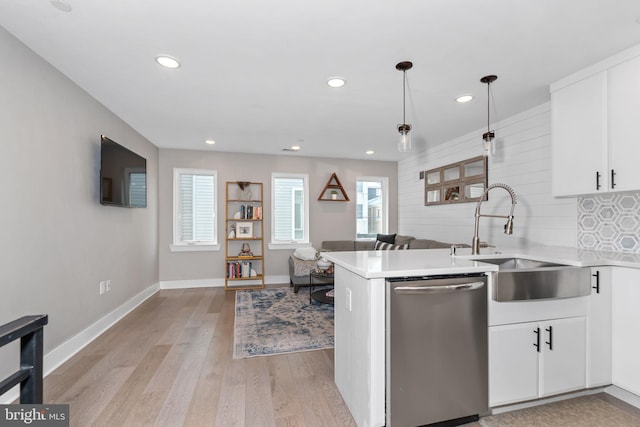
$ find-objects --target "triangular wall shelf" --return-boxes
[318,172,350,201]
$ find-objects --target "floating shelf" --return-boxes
[318,172,350,201]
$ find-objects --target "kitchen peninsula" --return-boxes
[324,246,640,427]
[324,249,498,426]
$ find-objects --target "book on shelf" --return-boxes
[227,261,254,279]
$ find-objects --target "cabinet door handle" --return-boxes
[592,270,600,294]
[596,171,601,190]
[533,327,540,352]
[545,326,553,350]
[611,169,616,189]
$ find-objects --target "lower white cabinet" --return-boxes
[587,267,612,387]
[489,316,586,407]
[611,267,640,395]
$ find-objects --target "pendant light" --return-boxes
[481,75,497,155]
[396,61,413,152]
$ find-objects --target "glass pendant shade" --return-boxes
[398,124,412,152]
[481,75,498,155]
[483,130,495,156]
[396,61,413,152]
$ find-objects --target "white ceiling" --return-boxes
[2,0,640,161]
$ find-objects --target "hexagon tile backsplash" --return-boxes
[578,193,640,252]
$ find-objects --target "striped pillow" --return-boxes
[374,240,409,250]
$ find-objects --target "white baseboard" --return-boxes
[605,385,640,409]
[160,275,291,289]
[1,282,160,404]
[160,278,225,289]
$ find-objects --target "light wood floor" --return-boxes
[42,286,640,427]
[44,286,357,427]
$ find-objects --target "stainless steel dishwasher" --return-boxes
[386,273,488,427]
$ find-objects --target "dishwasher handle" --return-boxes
[393,281,485,294]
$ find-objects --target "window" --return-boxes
[172,168,218,251]
[271,173,309,246]
[356,177,388,239]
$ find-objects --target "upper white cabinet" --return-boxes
[551,72,607,196]
[608,56,640,192]
[551,48,640,196]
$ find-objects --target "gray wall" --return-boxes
[159,150,397,282]
[0,27,159,377]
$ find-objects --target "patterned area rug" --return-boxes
[480,395,640,426]
[233,286,334,359]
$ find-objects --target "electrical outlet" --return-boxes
[99,281,105,295]
[105,280,111,292]
[345,288,352,312]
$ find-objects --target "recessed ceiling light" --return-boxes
[205,139,216,145]
[282,145,301,152]
[456,94,474,103]
[50,0,72,12]
[327,77,346,88]
[365,150,375,155]
[155,55,181,69]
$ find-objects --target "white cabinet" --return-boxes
[489,322,539,406]
[611,267,640,395]
[551,72,607,196]
[551,51,640,196]
[607,56,640,192]
[586,267,612,387]
[489,317,586,407]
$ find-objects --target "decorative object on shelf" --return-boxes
[318,172,350,201]
[396,61,413,152]
[228,223,236,239]
[239,243,253,257]
[237,181,252,200]
[481,74,498,155]
[316,257,332,271]
[236,221,253,238]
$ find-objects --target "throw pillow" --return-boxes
[374,240,408,250]
[376,233,396,244]
[293,247,317,260]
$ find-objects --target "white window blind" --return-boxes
[272,174,309,243]
[173,169,217,246]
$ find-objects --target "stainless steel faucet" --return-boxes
[472,183,517,255]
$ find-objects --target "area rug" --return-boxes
[480,395,640,426]
[233,286,334,359]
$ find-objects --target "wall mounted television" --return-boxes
[100,135,147,208]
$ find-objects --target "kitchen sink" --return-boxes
[473,257,591,302]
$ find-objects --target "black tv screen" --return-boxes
[100,135,147,207]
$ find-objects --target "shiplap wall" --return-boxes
[398,102,578,249]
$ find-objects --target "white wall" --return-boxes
[158,149,397,283]
[398,103,577,249]
[0,26,159,383]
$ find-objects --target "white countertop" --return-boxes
[323,244,640,279]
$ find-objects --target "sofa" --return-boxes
[289,234,463,292]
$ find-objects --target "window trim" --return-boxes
[355,176,389,240]
[171,168,220,252]
[270,172,310,248]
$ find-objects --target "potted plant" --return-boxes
[331,190,338,200]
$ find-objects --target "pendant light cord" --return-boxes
[486,81,490,134]
[402,71,407,125]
